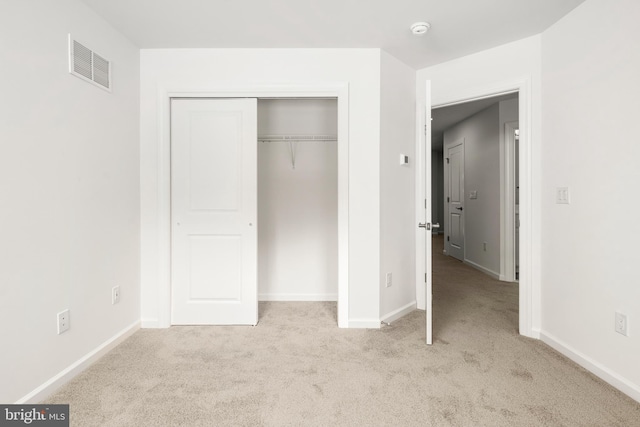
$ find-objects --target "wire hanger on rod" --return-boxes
[258,135,337,169]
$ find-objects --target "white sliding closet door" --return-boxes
[171,98,258,325]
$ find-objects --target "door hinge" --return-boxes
[425,199,427,209]
[446,158,450,164]
[425,273,427,282]
[447,236,450,242]
[447,196,450,203]
[425,124,428,135]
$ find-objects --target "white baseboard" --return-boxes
[348,319,382,329]
[540,331,640,403]
[258,293,337,302]
[381,301,417,325]
[17,320,140,404]
[464,259,500,280]
[141,318,160,328]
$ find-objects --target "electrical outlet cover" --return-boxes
[615,312,628,336]
[57,309,70,334]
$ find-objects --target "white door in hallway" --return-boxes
[171,98,258,325]
[446,140,464,261]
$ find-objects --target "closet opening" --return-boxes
[257,98,339,324]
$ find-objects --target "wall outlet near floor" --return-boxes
[112,286,120,304]
[615,312,628,336]
[386,273,392,288]
[57,309,70,334]
[556,187,570,204]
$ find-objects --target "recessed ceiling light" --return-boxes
[411,22,431,35]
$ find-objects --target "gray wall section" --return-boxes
[444,104,501,275]
[440,98,519,276]
[431,151,444,233]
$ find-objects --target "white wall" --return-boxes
[444,104,501,276]
[0,0,140,403]
[140,49,382,326]
[379,51,417,321]
[417,35,543,335]
[540,0,640,400]
[257,99,338,300]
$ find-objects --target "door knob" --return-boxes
[419,222,439,231]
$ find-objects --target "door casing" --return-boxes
[155,84,350,328]
[416,77,536,339]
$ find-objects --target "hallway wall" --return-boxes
[444,104,501,276]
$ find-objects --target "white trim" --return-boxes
[463,259,500,280]
[432,88,519,109]
[16,321,140,404]
[415,102,427,311]
[541,331,640,403]
[348,319,382,329]
[258,293,338,302]
[152,83,350,329]
[141,318,160,328]
[430,76,536,338]
[381,301,417,325]
[500,121,518,282]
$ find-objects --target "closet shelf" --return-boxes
[258,134,337,142]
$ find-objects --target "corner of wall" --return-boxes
[379,50,418,321]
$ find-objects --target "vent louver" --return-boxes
[68,35,111,92]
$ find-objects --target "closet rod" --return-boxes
[257,135,337,169]
[257,134,337,143]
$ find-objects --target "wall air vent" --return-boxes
[68,35,111,92]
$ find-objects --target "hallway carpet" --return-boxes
[45,237,640,426]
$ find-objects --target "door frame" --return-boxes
[155,83,350,328]
[416,77,537,338]
[501,120,519,282]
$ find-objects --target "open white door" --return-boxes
[418,82,434,345]
[171,98,258,325]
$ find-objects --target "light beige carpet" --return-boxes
[45,237,640,426]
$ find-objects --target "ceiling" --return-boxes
[80,0,585,69]
[431,92,518,150]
